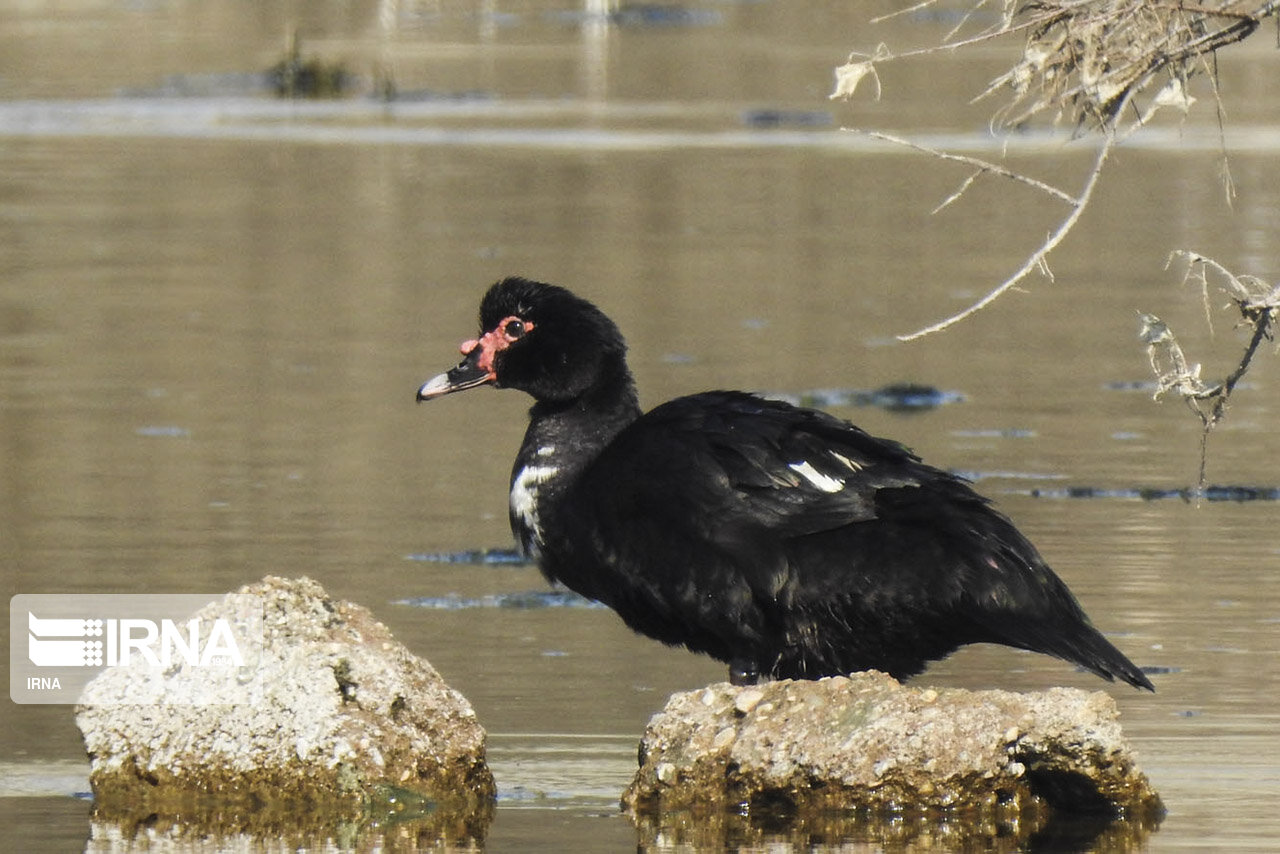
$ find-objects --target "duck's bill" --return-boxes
[416,348,495,401]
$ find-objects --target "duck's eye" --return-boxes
[504,319,526,339]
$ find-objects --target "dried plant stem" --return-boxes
[1142,252,1280,487]
[860,132,1077,205]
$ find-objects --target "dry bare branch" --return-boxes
[859,131,1078,205]
[896,128,1118,341]
[1143,252,1280,486]
[832,1,1279,339]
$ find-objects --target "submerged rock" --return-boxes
[76,576,494,838]
[624,672,1162,823]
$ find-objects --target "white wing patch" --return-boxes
[788,460,845,493]
[829,451,863,473]
[510,464,560,545]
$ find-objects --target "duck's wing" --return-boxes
[591,389,952,535]
[552,390,949,613]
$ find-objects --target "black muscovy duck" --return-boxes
[417,276,1153,690]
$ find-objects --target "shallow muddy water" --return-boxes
[2,1,1279,852]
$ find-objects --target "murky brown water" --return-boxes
[3,2,1280,852]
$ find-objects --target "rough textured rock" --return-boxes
[624,672,1162,823]
[76,576,494,837]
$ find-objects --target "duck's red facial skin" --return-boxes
[415,315,534,401]
[461,315,534,379]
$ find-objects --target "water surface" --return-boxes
[2,2,1279,851]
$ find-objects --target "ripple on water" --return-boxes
[0,761,91,798]
[395,590,604,610]
[764,383,966,413]
[1026,485,1280,502]
[406,548,529,566]
[487,733,637,807]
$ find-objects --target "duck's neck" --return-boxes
[509,371,641,557]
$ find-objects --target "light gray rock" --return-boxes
[76,576,494,835]
[624,672,1162,823]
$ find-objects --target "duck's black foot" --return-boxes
[729,659,762,686]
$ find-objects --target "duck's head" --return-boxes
[417,277,631,405]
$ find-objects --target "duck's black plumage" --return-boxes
[417,277,1153,691]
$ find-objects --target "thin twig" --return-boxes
[870,0,943,26]
[855,12,1046,63]
[858,131,1078,205]
[1214,311,1273,409]
[896,128,1118,341]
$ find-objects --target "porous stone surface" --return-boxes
[623,671,1162,821]
[76,575,494,830]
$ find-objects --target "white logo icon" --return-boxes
[28,613,104,666]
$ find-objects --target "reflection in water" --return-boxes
[86,811,489,854]
[631,806,1160,854]
[81,798,1161,854]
